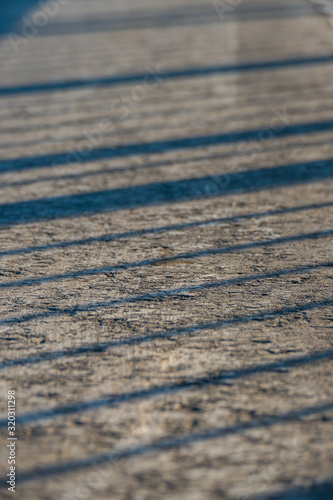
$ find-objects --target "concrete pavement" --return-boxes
[0,1,332,498]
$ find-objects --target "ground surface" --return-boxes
[0,0,332,499]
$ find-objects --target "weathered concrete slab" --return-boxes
[0,1,332,499]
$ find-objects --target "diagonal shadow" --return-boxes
[0,54,333,96]
[8,402,333,484]
[0,158,332,226]
[252,479,333,500]
[1,284,332,352]
[1,136,332,190]
[2,85,331,138]
[1,230,332,289]
[2,120,333,175]
[37,3,312,37]
[1,351,331,428]
[1,200,331,259]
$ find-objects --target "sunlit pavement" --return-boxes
[0,1,332,499]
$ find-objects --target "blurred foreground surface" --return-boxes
[0,0,332,499]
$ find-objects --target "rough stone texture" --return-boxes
[0,0,332,499]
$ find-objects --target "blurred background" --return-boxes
[0,1,332,499]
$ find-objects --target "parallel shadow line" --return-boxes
[1,351,331,427]
[1,291,333,357]
[251,479,333,500]
[9,402,333,483]
[1,137,333,190]
[36,4,313,37]
[0,159,332,226]
[1,201,332,259]
[2,231,332,289]
[1,54,333,96]
[1,121,333,175]
[0,54,333,97]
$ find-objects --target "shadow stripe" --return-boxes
[1,231,332,289]
[0,351,331,427]
[0,159,332,226]
[37,3,313,36]
[1,201,331,258]
[1,54,332,96]
[1,286,332,353]
[1,121,333,174]
[8,403,333,483]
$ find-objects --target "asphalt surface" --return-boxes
[0,1,332,499]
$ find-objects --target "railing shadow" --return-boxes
[1,350,331,427]
[36,3,312,37]
[8,402,333,484]
[1,201,331,259]
[1,120,333,175]
[1,231,332,289]
[0,158,332,226]
[0,137,331,191]
[251,479,333,500]
[1,287,332,354]
[1,54,333,96]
